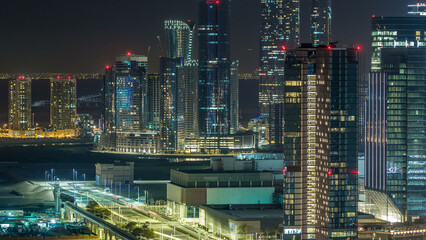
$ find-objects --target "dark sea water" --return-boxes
[0,145,209,182]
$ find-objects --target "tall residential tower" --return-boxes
[8,76,32,130]
[50,76,77,130]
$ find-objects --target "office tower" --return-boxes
[50,76,77,129]
[8,76,32,130]
[283,45,359,239]
[366,48,426,221]
[366,14,426,221]
[103,53,148,149]
[146,73,161,131]
[268,103,284,150]
[408,3,426,16]
[310,0,332,46]
[371,15,426,71]
[259,0,300,115]
[160,57,184,152]
[164,20,195,60]
[198,0,231,136]
[230,61,239,133]
[181,60,199,151]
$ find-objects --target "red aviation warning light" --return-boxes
[281,46,287,51]
[328,170,332,176]
[327,45,332,50]
[127,52,131,56]
[215,0,219,4]
[356,46,361,51]
[282,168,286,173]
[56,76,61,79]
[67,76,71,79]
[106,65,110,69]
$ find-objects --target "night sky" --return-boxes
[0,0,416,74]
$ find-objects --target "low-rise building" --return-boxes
[167,169,275,222]
[95,161,134,186]
[199,204,283,239]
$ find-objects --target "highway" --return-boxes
[54,182,216,240]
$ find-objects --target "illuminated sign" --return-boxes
[284,229,302,234]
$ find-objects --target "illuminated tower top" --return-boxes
[311,0,331,46]
[408,3,426,16]
[164,20,195,60]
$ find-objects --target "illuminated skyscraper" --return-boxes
[283,45,359,239]
[259,0,300,115]
[160,57,184,152]
[50,76,77,129]
[180,60,199,151]
[366,14,426,221]
[102,53,148,150]
[198,0,231,136]
[8,76,32,130]
[230,61,239,133]
[146,73,161,131]
[310,0,332,46]
[164,20,195,60]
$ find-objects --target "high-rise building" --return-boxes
[50,76,77,130]
[160,57,184,152]
[310,0,332,46]
[283,45,359,240]
[164,20,195,60]
[230,61,239,133]
[366,14,426,222]
[366,48,426,221]
[181,60,199,151]
[146,73,161,131]
[198,0,231,136]
[8,76,32,130]
[102,53,148,150]
[259,0,300,115]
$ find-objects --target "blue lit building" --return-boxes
[102,53,147,150]
[198,0,231,136]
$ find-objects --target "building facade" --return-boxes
[230,61,239,133]
[95,161,134,186]
[164,20,195,60]
[310,0,332,46]
[102,53,148,151]
[367,14,426,222]
[198,0,231,136]
[50,76,77,130]
[8,76,32,131]
[259,0,300,115]
[160,57,184,152]
[283,45,359,240]
[146,73,161,131]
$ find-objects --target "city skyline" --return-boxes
[0,0,416,74]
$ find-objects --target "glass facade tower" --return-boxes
[310,0,331,46]
[367,15,426,221]
[164,20,195,60]
[198,0,231,136]
[259,0,300,115]
[103,53,147,149]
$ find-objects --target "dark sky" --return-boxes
[0,0,416,74]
